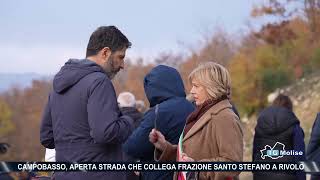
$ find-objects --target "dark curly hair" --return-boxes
[272,94,293,111]
[86,26,132,57]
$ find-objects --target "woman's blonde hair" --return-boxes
[188,62,231,100]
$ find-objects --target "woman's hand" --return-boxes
[181,153,194,162]
[149,128,167,151]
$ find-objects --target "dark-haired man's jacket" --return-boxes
[40,59,134,180]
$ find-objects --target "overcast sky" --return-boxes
[0,0,265,74]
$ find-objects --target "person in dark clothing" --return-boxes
[252,94,306,180]
[121,106,143,127]
[123,65,195,180]
[118,92,143,129]
[40,26,134,180]
[307,113,320,180]
[117,92,143,180]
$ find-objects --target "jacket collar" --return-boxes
[183,99,232,142]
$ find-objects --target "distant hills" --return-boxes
[0,73,52,92]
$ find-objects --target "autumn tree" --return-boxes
[0,98,14,136]
[0,80,52,160]
[252,0,320,39]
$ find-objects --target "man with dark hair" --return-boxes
[40,26,134,180]
[85,26,131,79]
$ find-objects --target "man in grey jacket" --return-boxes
[40,26,134,180]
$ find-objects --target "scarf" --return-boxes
[183,95,228,136]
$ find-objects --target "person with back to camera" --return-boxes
[252,94,306,180]
[118,91,143,180]
[123,65,195,180]
[118,92,143,129]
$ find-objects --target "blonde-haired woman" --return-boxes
[149,62,243,180]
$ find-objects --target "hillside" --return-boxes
[0,73,51,92]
